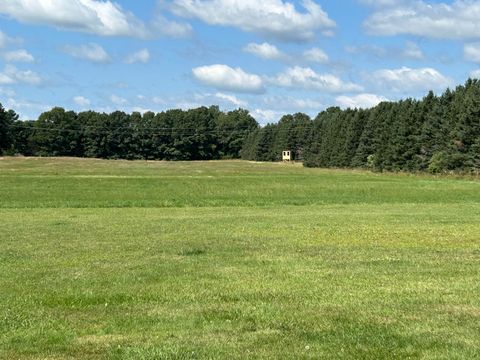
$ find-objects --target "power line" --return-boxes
[10,122,310,136]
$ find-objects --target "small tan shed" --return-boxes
[282,150,292,162]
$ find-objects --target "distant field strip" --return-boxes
[1,159,480,209]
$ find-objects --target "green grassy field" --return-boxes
[1,157,479,359]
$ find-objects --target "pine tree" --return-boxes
[0,104,18,154]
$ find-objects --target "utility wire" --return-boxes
[11,122,310,136]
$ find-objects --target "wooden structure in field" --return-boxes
[282,150,292,162]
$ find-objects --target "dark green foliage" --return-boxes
[241,113,312,162]
[239,128,261,160]
[32,107,81,156]
[428,151,469,174]
[0,104,18,154]
[4,104,259,161]
[249,79,480,173]
[216,109,258,159]
[11,120,35,156]
[351,108,381,168]
[253,124,278,162]
[167,106,219,160]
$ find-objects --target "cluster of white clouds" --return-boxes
[0,65,43,86]
[269,66,362,92]
[262,96,323,110]
[336,93,389,109]
[62,43,111,63]
[170,0,336,41]
[0,0,191,39]
[464,43,480,63]
[371,67,453,93]
[192,64,365,94]
[73,96,91,107]
[364,0,480,40]
[3,0,480,120]
[62,43,151,65]
[0,0,148,38]
[188,62,408,111]
[93,91,250,118]
[110,94,128,105]
[4,97,51,120]
[0,30,18,48]
[243,42,329,64]
[0,30,41,118]
[243,43,285,61]
[192,65,265,94]
[0,30,34,64]
[2,49,34,63]
[124,49,151,64]
[190,61,457,112]
[214,92,247,107]
[470,69,480,79]
[0,0,335,42]
[345,41,425,61]
[303,48,329,64]
[251,109,285,123]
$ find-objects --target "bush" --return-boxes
[428,151,470,173]
[367,154,376,169]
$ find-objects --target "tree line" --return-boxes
[241,79,480,173]
[1,78,479,172]
[0,106,258,160]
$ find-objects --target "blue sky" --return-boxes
[0,0,479,123]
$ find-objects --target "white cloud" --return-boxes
[371,67,453,93]
[364,1,480,40]
[73,96,91,107]
[0,0,148,38]
[0,31,8,48]
[359,0,400,7]
[270,66,363,92]
[263,95,323,110]
[63,43,111,63]
[464,43,480,63]
[152,96,166,105]
[0,65,43,86]
[252,109,283,124]
[0,30,18,48]
[336,93,389,109]
[152,92,247,111]
[346,41,424,61]
[5,97,50,120]
[131,106,152,113]
[289,98,323,109]
[3,49,34,63]
[125,49,150,64]
[151,15,192,38]
[470,69,480,79]
[0,72,14,85]
[0,1,191,39]
[192,64,265,93]
[170,0,336,41]
[303,47,329,63]
[110,94,128,105]
[214,92,247,107]
[243,42,284,60]
[345,44,387,58]
[174,101,202,110]
[0,87,15,97]
[402,41,424,60]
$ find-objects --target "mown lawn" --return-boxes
[1,157,479,359]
